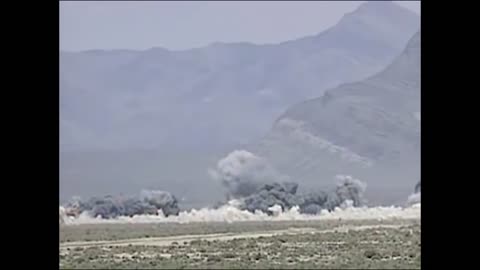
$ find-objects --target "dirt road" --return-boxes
[60,224,403,250]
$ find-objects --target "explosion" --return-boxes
[209,150,368,215]
[62,190,180,219]
[236,175,367,215]
[208,150,290,199]
[60,151,399,224]
[407,180,421,206]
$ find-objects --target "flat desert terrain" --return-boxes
[60,219,420,269]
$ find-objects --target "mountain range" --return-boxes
[60,1,419,152]
[60,1,420,205]
[250,31,420,205]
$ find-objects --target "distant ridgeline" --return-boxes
[251,31,421,206]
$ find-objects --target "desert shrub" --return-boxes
[223,252,236,259]
[207,255,222,262]
[364,249,381,259]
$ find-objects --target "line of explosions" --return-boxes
[62,190,180,220]
[210,150,367,215]
[60,150,384,222]
[230,176,367,215]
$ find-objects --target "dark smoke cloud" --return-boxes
[210,151,368,215]
[140,190,180,216]
[63,190,180,219]
[236,175,367,215]
[63,150,370,220]
[241,182,300,214]
[331,175,367,207]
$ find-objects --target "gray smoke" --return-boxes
[329,175,367,208]
[236,175,367,215]
[63,190,180,219]
[210,151,367,215]
[209,150,290,199]
[415,180,421,194]
[241,182,302,214]
[139,190,180,216]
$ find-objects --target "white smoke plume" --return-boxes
[60,202,420,225]
[406,180,421,206]
[407,193,421,206]
[208,150,289,198]
[60,175,419,225]
[60,150,420,225]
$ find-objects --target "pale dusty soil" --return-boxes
[60,219,420,269]
[60,223,404,250]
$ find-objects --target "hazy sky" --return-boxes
[60,1,420,52]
